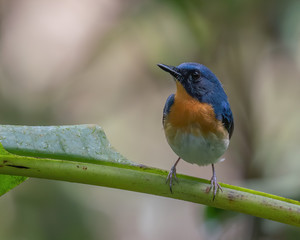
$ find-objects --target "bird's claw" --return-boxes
[208,174,223,201]
[166,165,178,193]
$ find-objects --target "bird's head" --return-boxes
[157,62,226,102]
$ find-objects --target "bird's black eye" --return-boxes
[191,71,200,80]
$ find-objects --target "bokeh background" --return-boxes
[1,0,300,239]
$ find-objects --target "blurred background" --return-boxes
[0,0,300,239]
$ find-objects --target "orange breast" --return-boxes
[165,82,227,138]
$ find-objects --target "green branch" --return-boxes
[0,150,299,227]
[0,125,299,227]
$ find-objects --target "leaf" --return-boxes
[0,124,134,196]
[0,124,133,165]
[0,174,27,197]
[0,145,27,196]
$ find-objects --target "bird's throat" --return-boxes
[175,81,195,102]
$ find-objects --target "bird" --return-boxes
[157,62,234,200]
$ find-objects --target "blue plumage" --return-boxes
[162,94,175,125]
[220,101,234,139]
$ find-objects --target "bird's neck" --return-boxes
[175,81,197,103]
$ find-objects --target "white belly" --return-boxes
[165,128,229,166]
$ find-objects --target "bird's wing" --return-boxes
[163,94,175,126]
[220,101,234,139]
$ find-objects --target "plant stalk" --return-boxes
[0,153,299,227]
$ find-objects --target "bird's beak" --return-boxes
[157,63,182,80]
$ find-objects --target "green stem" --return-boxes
[0,154,299,227]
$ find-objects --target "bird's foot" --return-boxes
[166,165,178,193]
[207,174,223,201]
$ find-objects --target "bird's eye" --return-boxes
[191,71,200,80]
